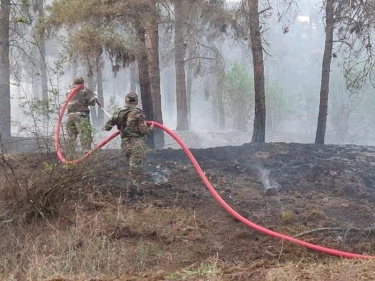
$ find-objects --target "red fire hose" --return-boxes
[55,89,375,259]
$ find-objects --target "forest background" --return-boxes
[0,0,374,150]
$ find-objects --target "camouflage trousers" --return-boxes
[66,112,93,153]
[121,137,147,193]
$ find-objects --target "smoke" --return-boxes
[144,165,171,185]
[258,168,281,192]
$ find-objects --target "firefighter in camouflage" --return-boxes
[104,92,154,202]
[65,76,98,155]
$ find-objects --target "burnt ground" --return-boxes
[89,143,375,267]
[3,141,375,280]
[152,143,375,246]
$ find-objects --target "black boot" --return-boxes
[125,180,143,204]
[125,190,136,204]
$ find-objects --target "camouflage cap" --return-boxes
[72,76,84,85]
[125,92,138,102]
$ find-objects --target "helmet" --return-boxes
[72,76,84,85]
[125,92,138,103]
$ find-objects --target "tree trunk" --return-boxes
[72,59,78,76]
[186,59,193,127]
[0,0,11,138]
[36,0,48,102]
[213,43,225,130]
[248,0,266,143]
[146,0,164,148]
[136,24,155,148]
[35,0,49,131]
[87,67,99,127]
[174,1,189,130]
[315,0,334,144]
[96,55,104,124]
[162,67,176,121]
[130,61,138,92]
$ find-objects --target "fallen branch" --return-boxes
[293,227,375,238]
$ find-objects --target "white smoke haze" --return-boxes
[7,2,375,152]
[259,169,281,192]
[144,168,170,185]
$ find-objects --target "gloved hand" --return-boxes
[102,124,112,131]
[149,121,155,131]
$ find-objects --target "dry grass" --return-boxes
[2,201,375,281]
[0,201,206,281]
[264,259,375,281]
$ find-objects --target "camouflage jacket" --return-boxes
[66,85,96,113]
[104,105,150,138]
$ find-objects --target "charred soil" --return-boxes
[2,142,375,280]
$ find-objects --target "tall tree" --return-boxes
[174,1,189,130]
[0,0,11,138]
[228,0,298,140]
[209,43,226,130]
[170,0,227,130]
[315,0,375,143]
[146,0,164,147]
[96,54,104,124]
[86,65,99,127]
[129,61,138,92]
[248,0,266,143]
[34,0,48,103]
[315,0,333,144]
[136,22,155,147]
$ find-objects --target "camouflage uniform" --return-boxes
[103,92,152,202]
[66,76,97,154]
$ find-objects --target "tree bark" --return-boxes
[162,67,176,120]
[72,59,78,77]
[213,42,225,130]
[248,0,266,143]
[146,0,164,148]
[0,0,11,138]
[130,61,138,92]
[174,1,189,130]
[96,55,104,124]
[29,0,49,131]
[315,0,334,144]
[87,67,99,127]
[36,0,48,103]
[136,24,155,148]
[186,58,193,127]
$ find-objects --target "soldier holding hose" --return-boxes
[103,92,154,203]
[65,76,98,156]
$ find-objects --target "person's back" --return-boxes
[115,104,149,138]
[103,92,154,203]
[65,76,97,155]
[67,87,95,113]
